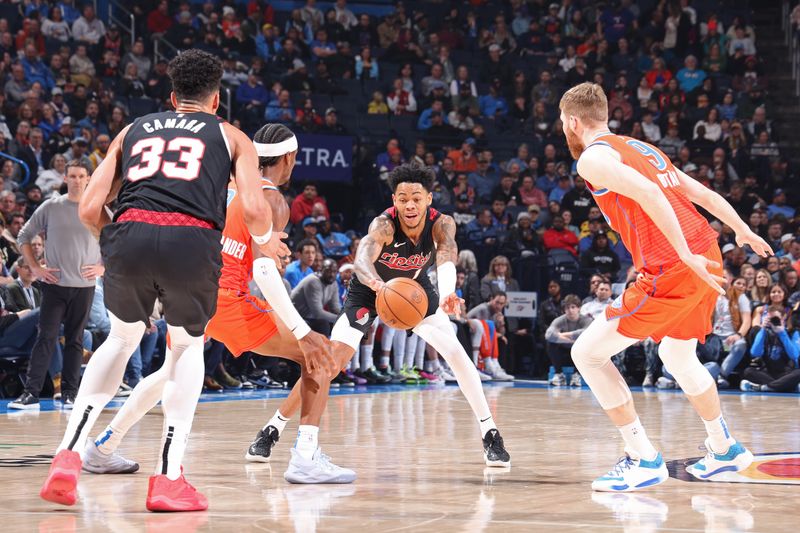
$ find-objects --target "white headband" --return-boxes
[254,136,298,157]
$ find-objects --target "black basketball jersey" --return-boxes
[116,111,232,230]
[351,207,441,292]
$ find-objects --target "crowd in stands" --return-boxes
[0,0,798,397]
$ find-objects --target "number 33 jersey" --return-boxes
[581,133,717,274]
[117,111,233,230]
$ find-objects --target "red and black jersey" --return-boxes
[117,111,233,231]
[351,207,440,292]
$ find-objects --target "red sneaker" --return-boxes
[40,449,82,506]
[146,474,208,512]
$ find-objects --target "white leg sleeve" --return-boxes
[380,324,396,352]
[331,314,365,351]
[415,309,492,429]
[658,337,715,396]
[57,313,145,453]
[571,312,639,410]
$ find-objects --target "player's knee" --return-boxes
[659,340,714,396]
[570,337,591,368]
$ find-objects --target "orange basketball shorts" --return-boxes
[205,288,279,356]
[605,243,722,343]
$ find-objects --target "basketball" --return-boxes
[376,278,428,330]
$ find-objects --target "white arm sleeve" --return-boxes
[252,257,311,339]
[436,261,456,305]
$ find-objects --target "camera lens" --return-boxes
[770,316,781,327]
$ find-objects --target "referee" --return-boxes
[9,160,102,410]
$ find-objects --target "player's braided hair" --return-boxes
[387,163,435,192]
[253,123,296,168]
[167,49,223,104]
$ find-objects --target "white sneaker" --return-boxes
[569,373,583,387]
[433,366,456,382]
[550,372,566,387]
[284,448,356,484]
[477,369,492,382]
[82,442,139,474]
[492,368,515,381]
[592,453,668,492]
[115,383,132,397]
[739,379,762,392]
[642,374,654,388]
[686,439,754,480]
[655,377,676,389]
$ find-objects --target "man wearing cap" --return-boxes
[481,45,512,85]
[767,189,795,220]
[63,136,91,168]
[256,23,282,61]
[319,107,347,135]
[166,10,198,49]
[468,154,498,203]
[45,117,73,156]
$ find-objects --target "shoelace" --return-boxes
[608,456,636,477]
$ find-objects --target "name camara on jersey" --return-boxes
[141,117,207,135]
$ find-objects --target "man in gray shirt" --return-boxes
[291,258,340,335]
[545,294,592,387]
[10,160,102,409]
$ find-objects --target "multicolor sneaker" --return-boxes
[400,366,419,384]
[284,448,356,484]
[739,379,762,392]
[40,449,82,505]
[146,472,208,512]
[418,369,440,383]
[387,369,407,384]
[345,370,367,385]
[686,439,754,480]
[592,453,668,492]
[82,441,139,474]
[332,371,355,387]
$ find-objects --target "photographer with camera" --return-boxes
[740,304,800,392]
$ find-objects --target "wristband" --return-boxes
[250,226,273,245]
[436,261,457,305]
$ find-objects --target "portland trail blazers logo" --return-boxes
[355,307,370,326]
[378,251,431,272]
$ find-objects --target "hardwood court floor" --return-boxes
[1,383,799,532]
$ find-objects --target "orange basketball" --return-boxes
[376,278,428,330]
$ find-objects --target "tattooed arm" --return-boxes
[354,214,394,292]
[432,214,462,316]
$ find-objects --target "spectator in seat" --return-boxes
[676,55,706,93]
[4,256,40,311]
[580,231,621,279]
[518,174,547,209]
[448,138,479,174]
[740,305,800,392]
[503,211,541,257]
[559,176,592,223]
[264,89,296,123]
[767,189,795,220]
[465,208,498,249]
[316,216,351,258]
[387,78,417,115]
[457,249,482,311]
[539,280,562,331]
[492,173,520,206]
[467,291,513,380]
[545,294,591,387]
[467,155,498,203]
[367,91,389,114]
[480,255,520,301]
[319,107,348,135]
[285,238,318,289]
[579,280,613,320]
[72,4,105,47]
[489,197,511,231]
[753,283,789,328]
[291,258,341,335]
[543,214,579,256]
[290,182,330,224]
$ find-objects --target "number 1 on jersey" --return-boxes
[127,136,206,182]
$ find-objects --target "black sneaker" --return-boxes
[9,392,39,410]
[251,371,285,389]
[483,429,511,467]
[354,369,377,384]
[245,426,280,463]
[363,367,391,384]
[61,392,75,409]
[333,371,355,387]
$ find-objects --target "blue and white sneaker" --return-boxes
[686,439,753,480]
[284,448,356,484]
[592,453,668,492]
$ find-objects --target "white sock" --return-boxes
[424,357,440,373]
[265,410,289,434]
[378,355,389,368]
[360,343,374,370]
[156,326,205,478]
[392,350,403,372]
[57,314,145,453]
[295,424,319,460]
[414,336,425,369]
[350,352,360,372]
[157,421,190,480]
[479,414,497,437]
[471,348,480,366]
[703,414,736,453]
[95,425,124,455]
[618,418,658,461]
[404,334,415,368]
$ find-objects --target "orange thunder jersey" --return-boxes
[218,177,279,292]
[581,133,717,274]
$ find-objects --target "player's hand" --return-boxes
[81,264,105,280]
[735,229,773,258]
[440,292,464,318]
[681,253,726,295]
[298,331,337,378]
[257,231,290,263]
[32,265,59,284]
[366,278,385,293]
